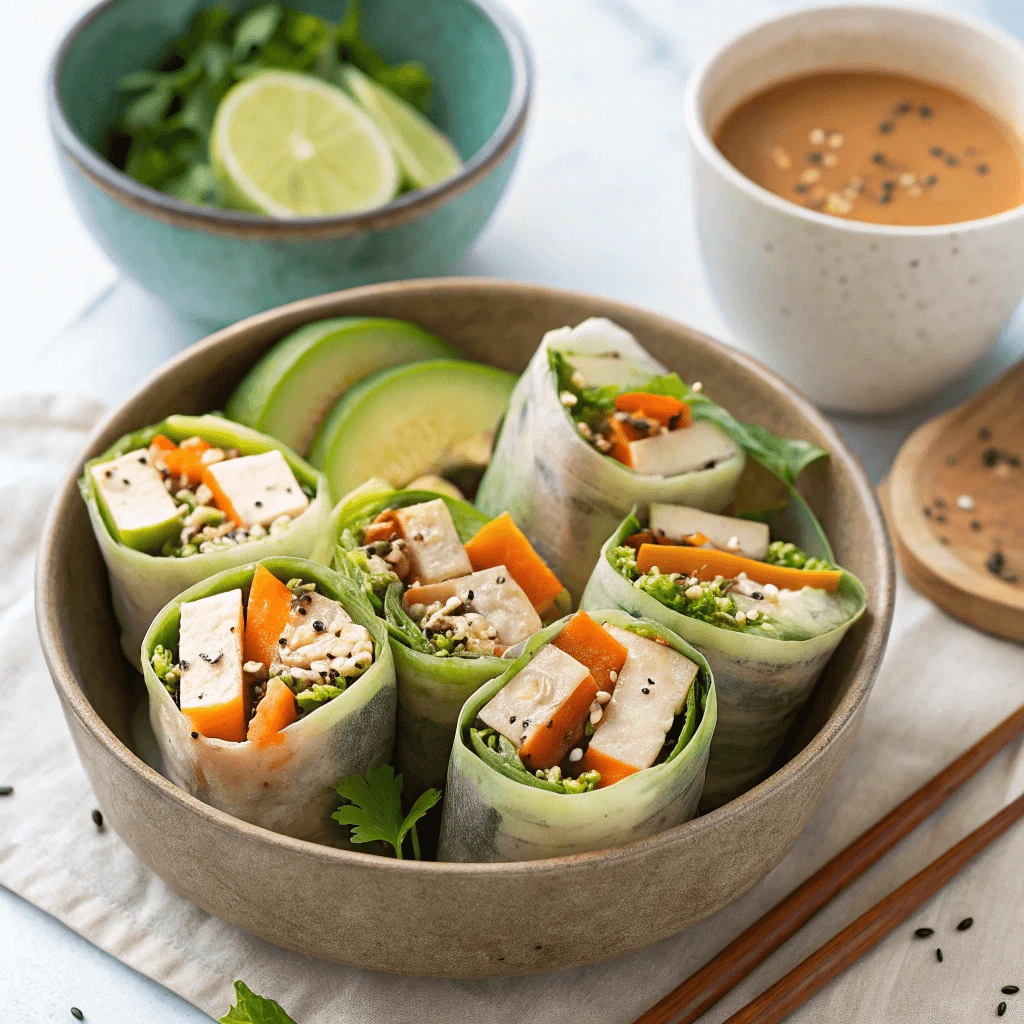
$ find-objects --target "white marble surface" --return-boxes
[3,0,1023,1020]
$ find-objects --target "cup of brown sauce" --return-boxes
[684,4,1024,414]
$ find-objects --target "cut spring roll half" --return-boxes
[580,498,866,809]
[81,414,333,663]
[142,557,396,844]
[477,318,825,600]
[332,479,569,798]
[438,610,717,862]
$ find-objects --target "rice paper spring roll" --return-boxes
[476,317,827,600]
[580,495,866,810]
[438,610,717,862]
[81,414,334,663]
[332,480,569,799]
[142,557,396,845]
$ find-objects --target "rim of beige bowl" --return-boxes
[36,277,896,880]
[683,2,1024,238]
[46,0,532,240]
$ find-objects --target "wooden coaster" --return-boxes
[881,359,1024,642]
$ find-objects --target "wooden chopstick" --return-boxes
[635,705,1024,1024]
[724,790,1024,1023]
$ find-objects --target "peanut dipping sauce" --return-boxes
[714,71,1024,226]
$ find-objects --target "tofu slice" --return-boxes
[274,591,367,670]
[580,625,698,787]
[478,644,598,771]
[403,566,542,646]
[649,503,770,560]
[178,589,246,742]
[204,450,309,528]
[564,353,657,389]
[628,420,737,477]
[392,499,472,584]
[90,449,182,551]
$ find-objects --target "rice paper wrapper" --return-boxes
[331,481,514,800]
[81,415,334,665]
[437,611,717,863]
[580,506,867,810]
[141,557,397,846]
[475,318,746,599]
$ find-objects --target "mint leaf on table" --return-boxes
[333,765,442,859]
[219,980,296,1023]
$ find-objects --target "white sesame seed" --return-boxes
[608,670,618,683]
[200,447,225,465]
[762,583,779,599]
[726,536,741,551]
[590,708,603,725]
[560,390,578,407]
[570,370,587,389]
[568,748,583,763]
[685,584,703,600]
[800,168,821,185]
[691,381,702,393]
[909,185,923,197]
[809,128,826,145]
[595,690,612,704]
[771,146,792,170]
[827,131,844,148]
[823,152,839,168]
[746,608,758,621]
[735,611,747,624]
[957,494,975,510]
[899,172,916,187]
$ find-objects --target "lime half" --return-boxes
[343,67,463,191]
[212,71,399,217]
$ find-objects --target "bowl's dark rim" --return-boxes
[36,277,896,877]
[46,0,532,241]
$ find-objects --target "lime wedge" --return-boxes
[343,66,462,191]
[211,70,399,217]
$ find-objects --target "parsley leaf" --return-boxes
[332,765,442,859]
[219,980,296,1023]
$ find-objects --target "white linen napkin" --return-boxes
[2,393,1022,1023]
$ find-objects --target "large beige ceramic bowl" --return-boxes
[37,279,894,978]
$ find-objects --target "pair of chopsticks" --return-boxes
[634,705,1024,1024]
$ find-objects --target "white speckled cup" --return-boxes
[684,4,1024,414]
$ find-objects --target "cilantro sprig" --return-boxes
[109,1,433,206]
[220,980,296,1023]
[332,765,441,860]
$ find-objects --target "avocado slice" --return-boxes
[308,360,517,497]
[225,317,456,456]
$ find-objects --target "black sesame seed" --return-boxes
[313,620,325,632]
[191,731,199,739]
[122,479,131,486]
[254,500,262,507]
[920,104,933,118]
[808,151,823,164]
[977,163,990,175]
[641,687,650,695]
[496,576,505,584]
[924,174,939,186]
[278,636,287,645]
[883,179,896,190]
[467,590,474,601]
[872,151,886,164]
[509,715,516,724]
[0,785,13,796]
[879,193,892,204]
[879,121,894,133]
[946,155,959,167]
[895,101,913,115]
[936,514,947,523]
[939,537,950,546]
[71,1009,84,1021]
[180,660,190,671]
[752,591,763,600]
[138,456,146,464]
[980,427,993,440]
[923,506,932,517]
[91,809,103,829]
[547,721,553,728]
[298,607,307,615]
[915,927,935,938]
[1011,455,1021,468]
[957,917,973,931]
[999,1002,1007,1016]
[909,259,920,268]
[935,497,947,508]
[1003,986,1020,995]
[987,551,1006,576]
[930,146,943,157]
[936,948,944,962]
[648,678,656,686]
[794,184,810,195]
[971,521,982,531]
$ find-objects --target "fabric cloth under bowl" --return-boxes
[2,393,1023,1023]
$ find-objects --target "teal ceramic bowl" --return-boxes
[48,0,530,327]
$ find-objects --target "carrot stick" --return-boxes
[614,392,692,428]
[244,565,293,669]
[636,544,842,593]
[519,673,598,771]
[201,466,242,525]
[464,512,564,612]
[247,678,297,748]
[552,611,628,693]
[578,745,639,788]
[607,417,641,466]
